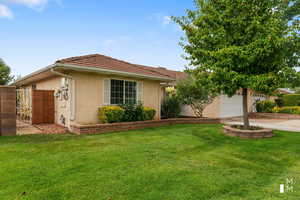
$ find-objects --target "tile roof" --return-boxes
[56,54,185,81]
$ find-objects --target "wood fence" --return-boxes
[0,86,16,136]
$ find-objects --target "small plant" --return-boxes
[256,100,276,113]
[98,106,125,123]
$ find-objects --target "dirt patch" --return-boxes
[34,124,68,134]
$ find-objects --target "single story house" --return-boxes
[14,54,175,129]
[14,54,272,131]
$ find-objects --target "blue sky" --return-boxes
[0,0,194,77]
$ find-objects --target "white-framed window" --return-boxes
[104,79,143,105]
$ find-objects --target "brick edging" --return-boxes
[223,125,274,139]
[71,118,221,135]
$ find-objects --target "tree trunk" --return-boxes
[242,88,250,129]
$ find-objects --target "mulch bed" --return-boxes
[34,124,69,134]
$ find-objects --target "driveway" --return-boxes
[226,118,300,132]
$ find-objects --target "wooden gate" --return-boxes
[32,90,54,124]
[0,86,16,136]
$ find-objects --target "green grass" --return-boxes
[1,124,300,200]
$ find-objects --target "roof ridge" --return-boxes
[56,54,99,63]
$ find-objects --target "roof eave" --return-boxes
[12,63,175,86]
[55,63,175,81]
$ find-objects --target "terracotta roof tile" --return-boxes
[56,54,185,80]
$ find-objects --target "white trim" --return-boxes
[109,78,138,105]
[103,78,111,105]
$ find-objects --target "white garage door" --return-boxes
[219,95,243,118]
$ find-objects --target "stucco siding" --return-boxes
[72,72,162,125]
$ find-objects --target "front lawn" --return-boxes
[1,124,300,200]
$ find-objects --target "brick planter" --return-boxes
[71,118,221,135]
[223,125,274,139]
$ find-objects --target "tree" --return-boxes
[161,88,181,118]
[177,71,218,117]
[0,59,13,85]
[174,0,300,129]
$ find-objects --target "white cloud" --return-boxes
[148,13,173,27]
[0,4,13,18]
[4,0,47,7]
[163,16,171,25]
[0,0,61,19]
[103,39,116,47]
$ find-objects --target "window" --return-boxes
[110,79,137,105]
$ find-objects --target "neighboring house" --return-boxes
[14,54,174,130]
[157,70,274,118]
[278,88,295,94]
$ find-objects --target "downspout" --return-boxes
[50,68,76,121]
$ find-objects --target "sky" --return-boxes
[0,0,195,77]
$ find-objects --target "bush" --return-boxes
[161,95,181,118]
[143,107,156,120]
[120,103,145,122]
[256,100,276,113]
[275,98,284,107]
[98,106,125,123]
[282,94,300,106]
[99,104,156,123]
[272,106,300,114]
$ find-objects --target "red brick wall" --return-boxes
[71,118,221,135]
[0,86,16,136]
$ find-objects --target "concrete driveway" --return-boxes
[226,119,300,132]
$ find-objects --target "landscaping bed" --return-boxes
[71,118,220,135]
[223,125,274,139]
[1,124,300,200]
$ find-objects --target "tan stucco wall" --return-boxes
[180,97,220,118]
[203,97,221,118]
[35,76,71,127]
[71,72,162,125]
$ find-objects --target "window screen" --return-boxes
[110,79,137,104]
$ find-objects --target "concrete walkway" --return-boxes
[17,120,42,135]
[225,119,300,132]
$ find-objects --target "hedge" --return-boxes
[256,100,276,113]
[99,105,156,123]
[272,106,300,114]
[282,94,300,106]
[98,106,125,123]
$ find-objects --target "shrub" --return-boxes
[275,98,284,107]
[143,107,156,120]
[282,94,300,106]
[98,106,125,123]
[256,100,276,113]
[272,106,300,114]
[99,104,157,123]
[161,95,181,118]
[120,103,145,122]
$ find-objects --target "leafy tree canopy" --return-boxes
[174,0,300,96]
[0,59,13,85]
